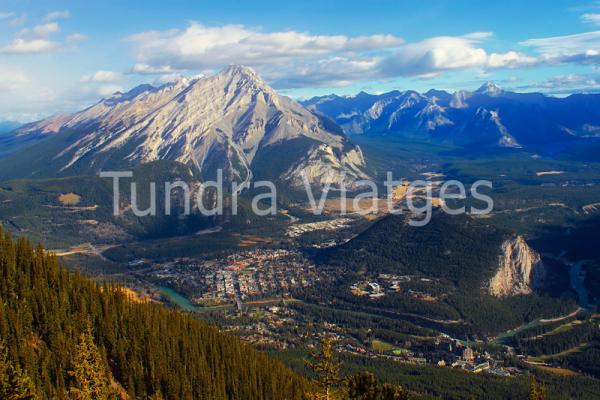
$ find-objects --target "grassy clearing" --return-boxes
[533,365,579,377]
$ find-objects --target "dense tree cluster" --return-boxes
[346,373,408,400]
[0,226,310,399]
[0,340,38,399]
[560,342,600,377]
[321,212,505,287]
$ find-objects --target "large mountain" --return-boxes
[302,83,600,159]
[0,66,367,187]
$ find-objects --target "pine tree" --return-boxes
[0,340,39,400]
[305,338,341,400]
[68,323,112,400]
[347,372,379,400]
[148,391,164,400]
[346,372,408,400]
[529,379,547,400]
[380,384,409,400]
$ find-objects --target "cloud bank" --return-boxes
[126,23,577,88]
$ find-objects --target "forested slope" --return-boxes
[0,226,310,399]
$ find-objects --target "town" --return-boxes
[140,248,323,306]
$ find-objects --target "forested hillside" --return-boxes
[0,226,310,399]
[322,211,506,287]
[315,212,576,335]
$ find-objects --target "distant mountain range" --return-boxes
[0,66,367,187]
[302,83,600,160]
[4,70,600,185]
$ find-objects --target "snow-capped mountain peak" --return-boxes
[475,82,503,96]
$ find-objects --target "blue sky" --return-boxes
[1,0,600,121]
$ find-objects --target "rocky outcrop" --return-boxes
[488,236,546,297]
[283,144,368,188]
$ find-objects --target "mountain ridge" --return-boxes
[302,83,600,159]
[0,65,368,187]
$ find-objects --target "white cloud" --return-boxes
[8,13,27,27]
[521,30,600,54]
[96,84,123,97]
[462,31,494,40]
[132,63,177,74]
[387,37,486,75]
[31,22,60,37]
[44,10,70,21]
[153,73,186,85]
[521,30,600,66]
[79,71,126,100]
[269,56,381,88]
[289,36,535,86]
[126,23,541,88]
[516,73,600,94]
[127,22,404,72]
[582,13,600,25]
[487,51,537,68]
[380,35,536,79]
[283,39,533,86]
[2,16,82,55]
[81,70,123,83]
[0,38,60,54]
[66,33,88,43]
[0,11,15,20]
[0,68,28,91]
[17,22,61,39]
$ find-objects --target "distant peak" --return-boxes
[103,83,157,105]
[222,64,259,78]
[425,89,449,96]
[476,82,503,96]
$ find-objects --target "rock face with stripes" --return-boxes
[489,236,546,297]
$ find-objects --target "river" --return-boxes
[157,285,197,312]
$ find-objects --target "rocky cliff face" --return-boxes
[283,144,368,187]
[488,236,546,297]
